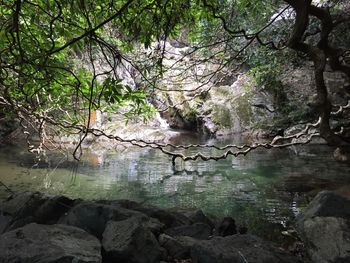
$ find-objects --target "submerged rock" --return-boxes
[297,191,350,263]
[0,223,102,263]
[102,217,166,263]
[190,235,299,263]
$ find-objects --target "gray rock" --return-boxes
[190,235,298,263]
[102,217,165,263]
[298,191,350,220]
[110,200,192,228]
[0,191,75,232]
[297,191,350,262]
[215,217,237,236]
[0,223,102,263]
[145,217,166,236]
[189,210,214,228]
[1,192,74,219]
[159,234,197,260]
[59,201,146,238]
[0,214,12,234]
[334,147,350,163]
[169,208,214,228]
[164,222,212,240]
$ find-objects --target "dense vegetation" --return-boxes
[0,0,349,161]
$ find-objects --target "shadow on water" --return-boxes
[0,132,350,243]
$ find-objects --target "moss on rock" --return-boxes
[211,104,232,128]
[235,93,252,127]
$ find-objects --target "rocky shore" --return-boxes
[0,191,349,263]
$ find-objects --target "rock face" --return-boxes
[190,235,298,263]
[102,217,165,263]
[148,41,276,137]
[297,191,350,263]
[0,223,102,263]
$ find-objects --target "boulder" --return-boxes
[190,235,299,263]
[0,214,12,234]
[59,201,146,238]
[144,216,166,236]
[164,222,212,240]
[0,191,75,232]
[0,223,101,263]
[296,191,350,263]
[167,208,214,228]
[215,217,237,236]
[102,217,166,263]
[334,147,350,163]
[108,200,192,227]
[159,234,197,260]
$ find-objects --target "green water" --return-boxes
[1,135,350,242]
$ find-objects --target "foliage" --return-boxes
[0,0,205,134]
[0,0,350,160]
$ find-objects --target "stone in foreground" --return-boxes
[158,234,197,260]
[59,200,145,238]
[0,191,75,233]
[0,223,102,263]
[190,234,299,263]
[297,191,350,263]
[164,222,212,240]
[102,217,165,263]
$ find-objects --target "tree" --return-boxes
[0,0,349,162]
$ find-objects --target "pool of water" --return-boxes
[1,134,350,242]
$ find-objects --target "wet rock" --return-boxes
[190,235,299,263]
[0,223,102,263]
[216,217,237,236]
[102,217,165,263]
[164,222,212,240]
[0,191,75,232]
[159,234,197,260]
[58,201,146,239]
[296,191,350,262]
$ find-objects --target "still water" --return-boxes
[1,134,350,241]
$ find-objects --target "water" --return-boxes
[0,134,350,242]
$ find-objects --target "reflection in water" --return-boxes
[0,135,350,241]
